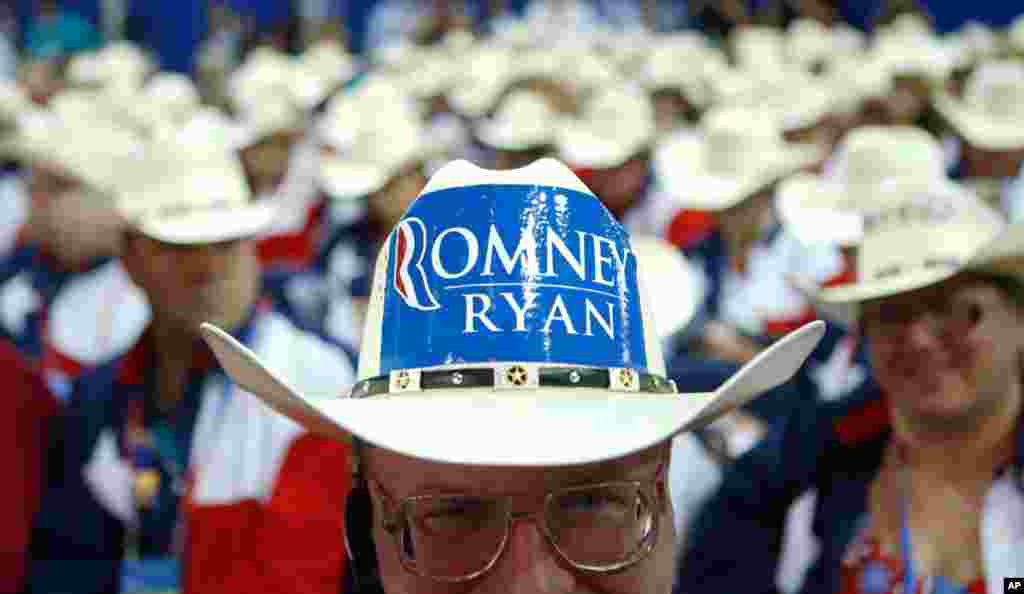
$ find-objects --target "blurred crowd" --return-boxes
[4,0,1024,593]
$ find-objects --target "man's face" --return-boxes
[960,142,1024,179]
[587,156,649,218]
[362,444,675,594]
[863,277,1024,430]
[124,234,259,332]
[240,133,298,197]
[25,165,122,265]
[367,164,428,232]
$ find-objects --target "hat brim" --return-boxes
[933,91,1024,151]
[318,157,391,200]
[812,220,1024,306]
[475,119,553,152]
[659,137,823,211]
[199,320,825,466]
[775,178,864,247]
[557,121,651,171]
[135,202,277,245]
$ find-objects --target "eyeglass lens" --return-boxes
[397,482,656,581]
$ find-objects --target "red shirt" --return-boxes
[0,339,58,592]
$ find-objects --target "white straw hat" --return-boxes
[655,107,824,212]
[556,83,655,169]
[475,90,558,151]
[775,126,948,247]
[14,106,144,199]
[808,184,1018,306]
[446,44,513,118]
[199,158,825,466]
[116,131,274,245]
[933,60,1024,151]
[318,111,425,200]
[292,40,354,110]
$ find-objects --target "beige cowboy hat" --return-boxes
[775,126,948,247]
[635,34,716,109]
[197,158,826,466]
[115,129,275,245]
[13,102,145,200]
[806,183,1019,307]
[1009,14,1024,57]
[933,60,1024,151]
[732,26,787,72]
[227,46,295,115]
[318,108,426,201]
[446,43,514,118]
[475,89,559,151]
[870,24,956,82]
[785,18,835,72]
[292,39,354,110]
[556,83,655,170]
[655,106,824,212]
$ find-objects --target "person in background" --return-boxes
[1,338,58,594]
[678,185,1024,594]
[28,128,355,594]
[24,0,102,61]
[557,84,672,239]
[0,93,134,361]
[657,105,835,365]
[934,60,1024,219]
[198,157,824,594]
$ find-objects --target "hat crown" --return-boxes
[839,127,945,195]
[357,159,664,381]
[855,185,1003,285]
[495,90,556,126]
[703,108,781,176]
[117,135,250,223]
[965,61,1024,120]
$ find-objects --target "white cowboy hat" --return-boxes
[870,25,956,81]
[749,69,837,133]
[775,126,948,247]
[807,183,1019,306]
[1009,14,1024,56]
[732,26,787,71]
[110,72,201,137]
[446,44,513,118]
[556,83,655,170]
[199,158,825,466]
[318,111,425,200]
[636,36,714,109]
[475,89,558,151]
[14,105,144,199]
[785,18,835,71]
[655,106,824,212]
[292,39,354,110]
[822,55,893,116]
[630,235,706,342]
[933,60,1024,151]
[116,130,274,245]
[231,96,305,149]
[227,47,295,115]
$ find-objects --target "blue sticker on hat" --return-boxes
[380,184,647,373]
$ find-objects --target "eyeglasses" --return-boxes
[367,470,666,583]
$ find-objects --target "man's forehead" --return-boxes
[366,444,669,495]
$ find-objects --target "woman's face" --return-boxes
[863,277,1024,430]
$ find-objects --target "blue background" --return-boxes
[379,184,649,375]
[12,1,1023,75]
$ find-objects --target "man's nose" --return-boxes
[480,519,581,594]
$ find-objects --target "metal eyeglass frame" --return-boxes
[365,468,667,584]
